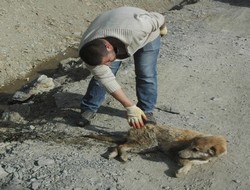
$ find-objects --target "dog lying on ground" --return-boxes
[84,124,227,177]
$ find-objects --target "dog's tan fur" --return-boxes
[85,124,227,177]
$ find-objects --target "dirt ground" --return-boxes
[0,0,250,190]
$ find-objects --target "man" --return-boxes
[78,6,167,128]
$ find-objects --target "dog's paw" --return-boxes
[175,166,191,177]
[120,153,128,162]
[108,149,118,159]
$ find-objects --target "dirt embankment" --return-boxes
[0,0,183,90]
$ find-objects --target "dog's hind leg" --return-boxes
[108,143,139,161]
[108,144,134,161]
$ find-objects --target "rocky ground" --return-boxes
[0,0,250,190]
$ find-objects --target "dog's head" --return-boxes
[178,135,227,160]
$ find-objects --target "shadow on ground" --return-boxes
[215,0,250,7]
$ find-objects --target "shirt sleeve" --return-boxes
[85,64,121,93]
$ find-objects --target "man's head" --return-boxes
[79,39,116,66]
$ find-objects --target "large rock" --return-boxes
[12,75,55,102]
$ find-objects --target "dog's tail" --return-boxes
[82,133,127,144]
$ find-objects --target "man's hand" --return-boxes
[160,23,168,37]
[125,105,147,128]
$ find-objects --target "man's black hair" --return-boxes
[79,39,108,66]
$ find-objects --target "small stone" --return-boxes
[29,125,36,130]
[210,97,216,100]
[31,181,40,190]
[232,179,240,184]
[35,157,55,166]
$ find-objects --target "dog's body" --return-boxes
[85,124,227,177]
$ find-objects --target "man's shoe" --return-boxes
[78,111,96,127]
[144,112,157,125]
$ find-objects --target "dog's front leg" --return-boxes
[175,159,193,177]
